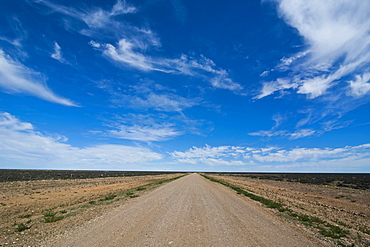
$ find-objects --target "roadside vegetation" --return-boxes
[206,172,370,190]
[201,174,355,246]
[1,173,187,246]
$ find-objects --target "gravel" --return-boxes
[46,173,326,247]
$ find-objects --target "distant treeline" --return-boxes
[206,172,370,190]
[0,169,181,182]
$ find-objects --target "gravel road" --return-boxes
[48,174,325,246]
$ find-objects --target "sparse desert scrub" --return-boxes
[0,172,186,246]
[204,173,370,246]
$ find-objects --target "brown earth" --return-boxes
[0,173,183,246]
[209,174,370,246]
[44,173,326,247]
[1,173,369,246]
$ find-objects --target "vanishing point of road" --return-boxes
[49,173,325,246]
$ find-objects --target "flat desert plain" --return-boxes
[0,172,369,246]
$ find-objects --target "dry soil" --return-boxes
[46,173,325,247]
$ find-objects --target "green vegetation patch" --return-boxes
[43,209,64,223]
[99,194,117,201]
[318,223,350,239]
[15,222,31,232]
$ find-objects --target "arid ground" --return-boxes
[0,172,184,246]
[0,172,369,246]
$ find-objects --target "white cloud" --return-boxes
[278,0,369,61]
[82,0,136,29]
[170,144,370,171]
[171,145,238,159]
[129,93,198,112]
[249,114,316,140]
[51,41,67,63]
[254,78,297,99]
[109,124,181,142]
[0,112,33,131]
[278,50,310,70]
[248,130,287,138]
[32,0,136,31]
[257,0,370,99]
[252,146,346,163]
[347,73,370,97]
[0,112,163,169]
[0,17,27,48]
[101,80,200,112]
[32,0,242,93]
[95,40,243,93]
[104,113,183,142]
[248,129,316,139]
[170,145,250,166]
[210,72,244,91]
[289,129,316,139]
[0,49,76,106]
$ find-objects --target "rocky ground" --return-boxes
[0,173,184,246]
[44,174,325,247]
[1,172,369,246]
[209,174,370,246]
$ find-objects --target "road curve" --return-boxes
[49,174,325,246]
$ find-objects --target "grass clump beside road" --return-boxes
[99,194,117,201]
[43,209,64,223]
[201,174,349,240]
[15,222,31,232]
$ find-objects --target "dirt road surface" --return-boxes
[47,174,325,246]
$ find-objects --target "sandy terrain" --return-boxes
[0,173,183,246]
[45,174,324,247]
[2,173,368,246]
[210,174,370,246]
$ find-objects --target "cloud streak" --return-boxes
[257,0,370,99]
[93,40,243,93]
[31,0,136,32]
[30,0,243,94]
[103,113,183,142]
[0,49,76,106]
[51,41,68,64]
[109,123,181,142]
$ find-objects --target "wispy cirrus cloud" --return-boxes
[30,0,136,33]
[97,79,200,112]
[248,113,316,140]
[0,112,163,169]
[95,80,209,139]
[30,0,243,94]
[249,129,316,139]
[0,17,27,48]
[0,49,76,106]
[50,41,69,64]
[103,113,182,142]
[109,124,181,142]
[256,0,370,99]
[92,40,243,93]
[128,93,198,112]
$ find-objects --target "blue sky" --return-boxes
[0,0,370,172]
